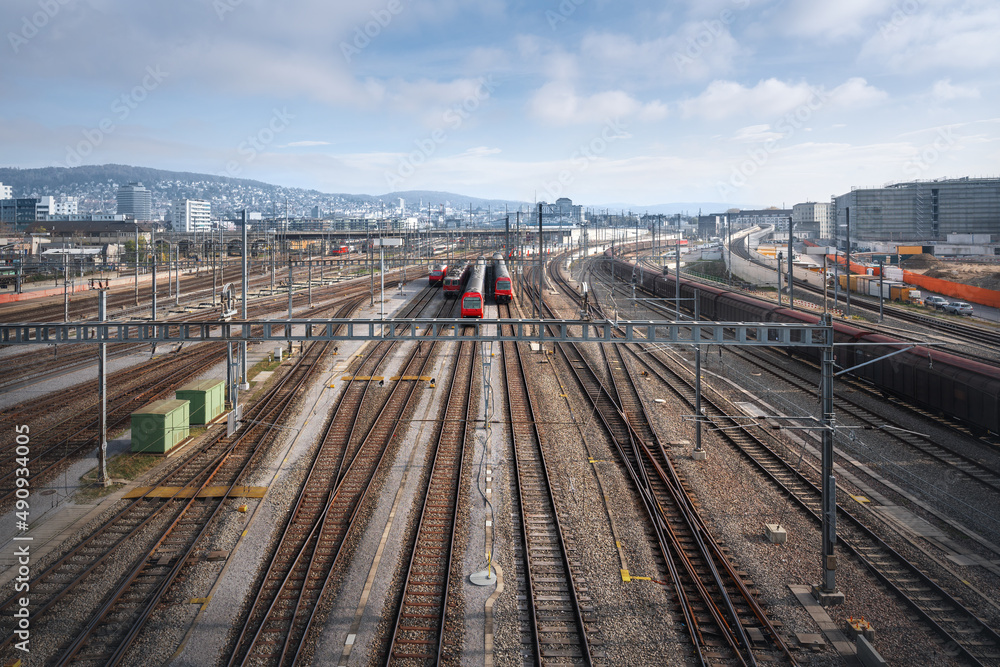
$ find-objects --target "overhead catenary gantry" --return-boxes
[1,319,833,347]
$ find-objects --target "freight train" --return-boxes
[609,254,1000,436]
[491,252,513,304]
[461,258,487,317]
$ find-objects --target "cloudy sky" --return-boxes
[2,0,998,206]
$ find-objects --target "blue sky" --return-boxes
[2,0,998,207]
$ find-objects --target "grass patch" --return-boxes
[75,452,162,503]
[248,356,283,382]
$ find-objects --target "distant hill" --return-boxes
[381,190,531,213]
[591,202,747,215]
[0,164,274,193]
[0,164,746,216]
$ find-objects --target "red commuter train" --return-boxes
[460,258,487,317]
[491,252,512,304]
[429,263,448,286]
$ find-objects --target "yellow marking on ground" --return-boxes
[389,376,433,381]
[850,495,870,504]
[188,597,211,605]
[341,376,384,381]
[589,458,610,464]
[124,486,267,499]
[621,569,631,582]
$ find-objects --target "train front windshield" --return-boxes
[497,279,511,292]
[463,296,481,311]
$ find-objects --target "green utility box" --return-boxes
[131,399,190,454]
[176,379,225,425]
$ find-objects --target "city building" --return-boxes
[0,198,40,227]
[728,208,791,228]
[38,196,79,217]
[832,177,1000,242]
[791,202,830,239]
[0,183,12,200]
[538,198,584,225]
[116,182,152,221]
[173,199,212,233]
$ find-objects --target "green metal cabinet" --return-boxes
[176,379,225,425]
[131,399,190,454]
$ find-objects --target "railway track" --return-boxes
[0,325,336,665]
[595,267,1000,501]
[0,278,411,512]
[624,341,1000,665]
[384,328,474,664]
[498,302,599,665]
[0,343,225,509]
[526,268,795,665]
[227,286,445,666]
[582,249,1000,661]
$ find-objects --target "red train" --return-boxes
[429,263,448,286]
[461,258,487,317]
[610,254,1000,436]
[443,262,471,298]
[491,252,512,304]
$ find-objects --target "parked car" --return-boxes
[943,301,974,316]
[924,295,949,309]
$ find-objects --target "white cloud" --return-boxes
[528,81,667,125]
[860,2,1000,71]
[283,141,332,147]
[579,25,743,83]
[931,79,981,101]
[679,77,886,120]
[779,0,896,40]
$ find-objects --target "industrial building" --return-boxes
[832,177,1000,243]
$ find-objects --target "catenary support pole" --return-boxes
[820,312,838,594]
[97,287,110,486]
[240,210,248,389]
[788,215,794,308]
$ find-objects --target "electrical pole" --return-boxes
[151,226,157,320]
[537,202,543,321]
[787,215,794,309]
[97,284,110,486]
[817,312,840,599]
[878,259,885,323]
[845,207,852,319]
[777,252,783,307]
[240,210,248,390]
[134,224,139,306]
